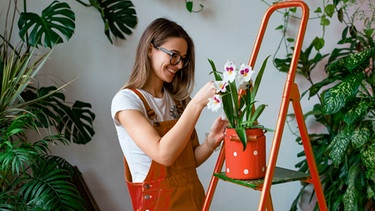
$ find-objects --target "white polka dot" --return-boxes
[244,169,249,174]
[233,152,238,157]
[226,168,230,173]
[253,150,258,155]
[262,167,265,172]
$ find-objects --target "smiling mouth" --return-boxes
[167,68,177,74]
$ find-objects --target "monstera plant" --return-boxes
[0,0,137,210]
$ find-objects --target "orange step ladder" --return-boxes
[202,1,327,210]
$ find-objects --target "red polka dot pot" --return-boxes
[224,128,266,180]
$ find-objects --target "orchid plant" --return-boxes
[207,56,272,149]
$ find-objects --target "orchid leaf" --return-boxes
[247,104,267,127]
[228,81,239,115]
[235,127,247,150]
[251,56,270,100]
[208,58,223,80]
[222,92,235,127]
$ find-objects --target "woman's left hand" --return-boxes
[207,115,229,148]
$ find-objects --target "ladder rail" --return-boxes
[202,146,225,210]
[256,2,310,210]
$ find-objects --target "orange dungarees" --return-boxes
[124,89,205,211]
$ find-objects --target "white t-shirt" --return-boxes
[111,88,180,182]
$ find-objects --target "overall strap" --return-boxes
[129,88,157,120]
[130,88,185,118]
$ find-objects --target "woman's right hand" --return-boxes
[191,81,216,109]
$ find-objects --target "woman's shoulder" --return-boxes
[113,88,139,99]
[112,88,143,108]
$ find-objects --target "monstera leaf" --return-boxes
[21,86,96,145]
[94,0,137,43]
[18,1,75,48]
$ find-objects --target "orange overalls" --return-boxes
[124,89,205,211]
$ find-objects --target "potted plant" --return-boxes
[265,0,375,209]
[0,0,137,209]
[206,57,272,180]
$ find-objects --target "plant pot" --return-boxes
[224,128,266,180]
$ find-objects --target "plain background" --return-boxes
[0,0,343,210]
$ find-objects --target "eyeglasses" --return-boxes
[153,45,189,68]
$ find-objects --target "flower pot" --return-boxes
[224,128,266,180]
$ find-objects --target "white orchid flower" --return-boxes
[207,94,222,112]
[237,63,254,85]
[223,60,237,82]
[212,81,228,93]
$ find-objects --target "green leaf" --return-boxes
[208,59,223,81]
[251,56,270,101]
[344,47,375,71]
[313,37,325,50]
[328,127,351,166]
[18,1,75,48]
[275,25,284,30]
[343,100,369,125]
[320,15,330,26]
[20,86,96,145]
[95,0,137,43]
[308,76,338,98]
[244,104,267,127]
[343,164,360,210]
[0,139,39,176]
[314,7,322,13]
[234,127,247,150]
[324,4,335,18]
[337,8,344,22]
[322,74,363,114]
[350,126,370,149]
[222,93,235,128]
[361,144,375,174]
[287,38,295,43]
[186,1,193,12]
[19,159,85,210]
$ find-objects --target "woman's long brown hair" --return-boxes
[123,18,195,103]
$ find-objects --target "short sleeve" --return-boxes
[111,89,145,125]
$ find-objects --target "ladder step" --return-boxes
[213,166,310,189]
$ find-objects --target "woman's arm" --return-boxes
[116,81,216,166]
[194,116,228,167]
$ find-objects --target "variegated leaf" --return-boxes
[322,74,363,114]
[343,164,360,210]
[344,100,369,125]
[361,144,375,175]
[328,127,351,166]
[351,126,371,149]
[368,186,375,199]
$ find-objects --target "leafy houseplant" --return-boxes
[207,56,272,149]
[264,0,375,209]
[0,0,137,209]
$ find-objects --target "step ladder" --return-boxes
[202,1,327,210]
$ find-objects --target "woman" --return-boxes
[111,17,227,211]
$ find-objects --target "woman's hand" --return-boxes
[191,81,216,109]
[207,115,229,148]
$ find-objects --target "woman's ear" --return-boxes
[148,43,154,58]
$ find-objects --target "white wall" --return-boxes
[1,0,342,210]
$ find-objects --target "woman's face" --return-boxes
[149,37,188,83]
